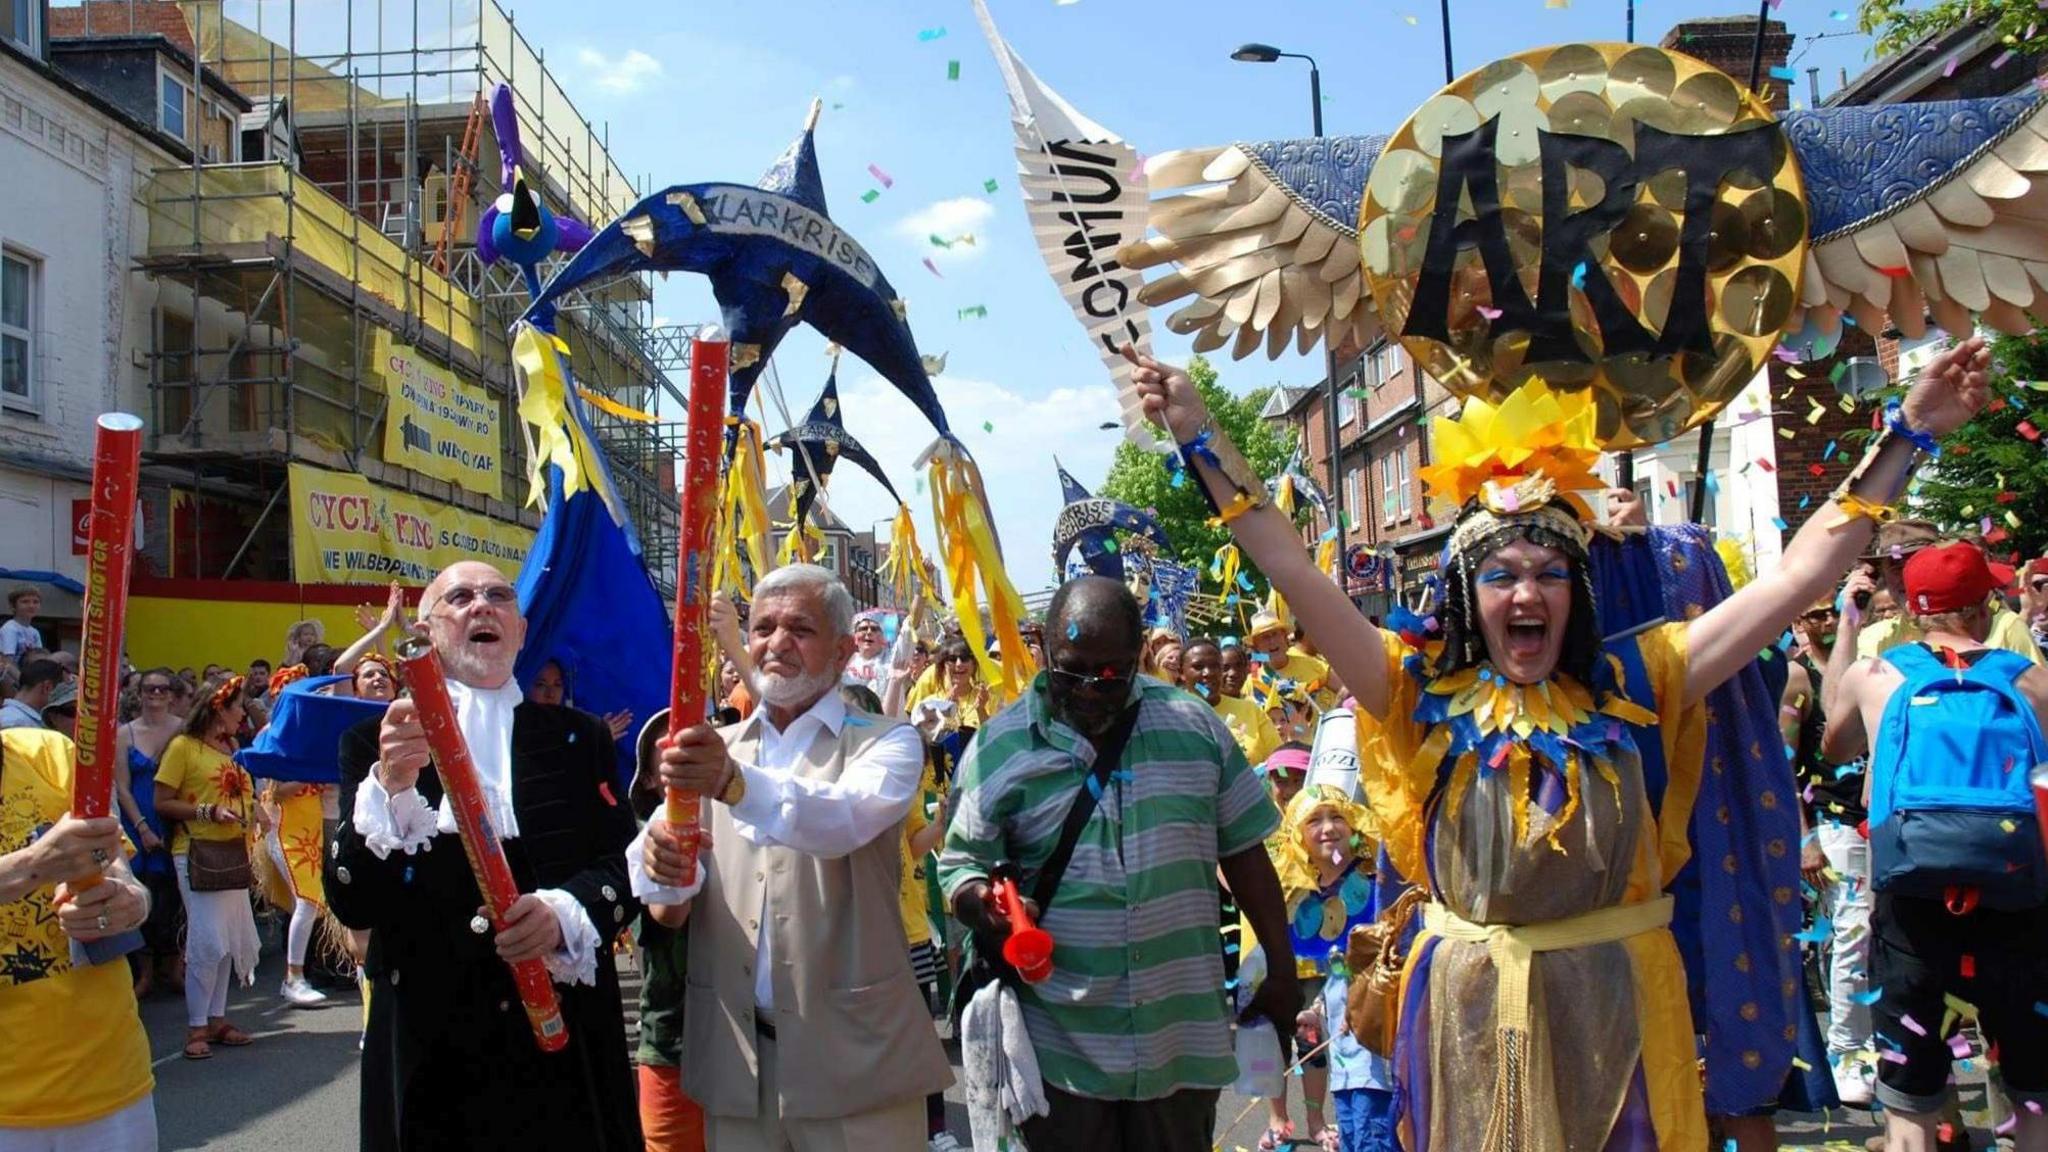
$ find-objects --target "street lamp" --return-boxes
[1230,42,1342,580]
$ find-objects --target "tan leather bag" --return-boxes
[186,835,253,892]
[1345,887,1425,1057]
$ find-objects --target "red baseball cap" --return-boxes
[2026,557,2048,581]
[1903,541,2015,615]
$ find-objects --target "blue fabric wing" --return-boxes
[235,675,389,784]
[513,470,672,789]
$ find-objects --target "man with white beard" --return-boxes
[632,563,952,1150]
[328,561,641,1151]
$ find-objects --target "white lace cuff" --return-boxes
[625,819,706,906]
[532,888,599,987]
[353,768,439,859]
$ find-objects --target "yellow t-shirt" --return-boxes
[905,666,941,712]
[1856,607,2043,663]
[1214,692,1281,768]
[0,729,154,1128]
[1260,649,1338,711]
[898,761,945,946]
[157,734,255,855]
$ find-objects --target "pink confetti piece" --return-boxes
[1944,55,1960,78]
[1994,49,2016,69]
[1477,305,1503,320]
[922,257,943,277]
[1901,1013,1928,1037]
[1880,1049,1910,1064]
[1948,1032,1973,1059]
[866,163,894,189]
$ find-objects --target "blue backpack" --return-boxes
[1869,644,2048,910]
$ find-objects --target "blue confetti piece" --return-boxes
[1170,471,1186,489]
[1224,942,1241,955]
[1571,261,1589,290]
[1854,989,1884,1005]
[2036,1001,2048,1018]
[1798,495,1810,510]
[1236,572,1254,591]
[1772,516,1790,531]
[1086,775,1105,801]
[1823,439,1837,461]
[1703,471,1719,493]
[1769,65,1797,81]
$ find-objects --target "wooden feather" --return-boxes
[1888,200,1952,256]
[1964,153,2031,201]
[1935,245,1991,310]
[1928,181,1996,228]
[1144,146,1230,188]
[1887,272,1927,338]
[1980,251,2034,305]
[1850,218,1910,273]
[1201,146,1255,183]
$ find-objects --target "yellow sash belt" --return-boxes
[1419,896,1674,1152]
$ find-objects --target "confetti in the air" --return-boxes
[1403,12,1419,22]
[1769,65,1797,81]
[958,305,988,320]
[1944,54,1961,78]
[860,189,880,204]
[866,163,894,189]
[982,420,994,433]
[922,257,943,277]
[917,26,947,41]
[983,178,999,193]
[1477,305,1503,320]
[947,59,961,81]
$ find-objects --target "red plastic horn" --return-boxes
[991,875,1055,984]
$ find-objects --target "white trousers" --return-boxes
[1816,821,1873,1055]
[0,1096,157,1152]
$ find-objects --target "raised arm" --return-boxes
[1127,347,1392,719]
[1683,337,1990,705]
[334,583,405,675]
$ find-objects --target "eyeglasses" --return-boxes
[435,584,517,610]
[140,683,173,695]
[1047,665,1134,694]
[1799,608,1838,624]
[942,654,976,666]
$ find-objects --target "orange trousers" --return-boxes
[637,1063,707,1152]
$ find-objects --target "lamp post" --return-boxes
[1231,42,1345,585]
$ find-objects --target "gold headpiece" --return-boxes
[1417,382,1602,553]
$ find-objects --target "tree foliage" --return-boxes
[1097,355,1296,590]
[1899,329,2048,562]
[1857,0,2039,60]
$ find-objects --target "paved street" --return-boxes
[139,934,1931,1152]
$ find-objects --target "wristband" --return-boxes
[1885,402,1941,458]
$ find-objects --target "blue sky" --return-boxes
[504,0,1886,592]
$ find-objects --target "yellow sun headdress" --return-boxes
[1415,381,1603,559]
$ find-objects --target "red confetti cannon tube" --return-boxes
[70,414,143,877]
[395,635,569,1053]
[663,329,730,885]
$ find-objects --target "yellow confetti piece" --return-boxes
[1402,12,1418,22]
[1806,401,1825,425]
[1779,427,1796,439]
[1840,394,1856,413]
[1963,505,1976,517]
[1546,0,1568,8]
[1792,1057,1811,1070]
[1787,366,1804,379]
[2004,819,2020,833]
[2009,510,2023,528]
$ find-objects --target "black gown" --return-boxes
[329,703,642,1152]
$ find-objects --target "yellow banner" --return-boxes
[288,463,534,585]
[377,331,502,498]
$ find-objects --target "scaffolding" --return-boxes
[77,0,682,593]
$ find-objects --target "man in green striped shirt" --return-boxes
[940,578,1299,1150]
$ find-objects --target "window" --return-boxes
[1396,450,1413,518]
[159,70,191,141]
[1,0,37,54]
[1380,454,1397,525]
[1,249,35,413]
[1377,343,1403,385]
[1346,465,1365,529]
[1339,376,1359,426]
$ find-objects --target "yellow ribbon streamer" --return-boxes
[512,325,594,508]
[1210,543,1241,597]
[928,443,1033,700]
[575,386,657,424]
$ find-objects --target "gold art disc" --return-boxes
[1360,43,1806,449]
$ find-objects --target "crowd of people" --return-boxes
[0,335,2044,1152]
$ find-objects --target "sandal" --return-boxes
[182,1029,212,1060]
[1315,1125,1341,1152]
[207,1021,253,1047]
[1257,1126,1293,1151]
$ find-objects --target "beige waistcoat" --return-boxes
[681,710,954,1120]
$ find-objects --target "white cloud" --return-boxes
[576,47,663,95]
[894,198,996,264]
[758,367,1123,594]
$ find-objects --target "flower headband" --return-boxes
[267,665,309,698]
[209,674,246,712]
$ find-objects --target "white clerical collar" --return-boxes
[440,677,525,839]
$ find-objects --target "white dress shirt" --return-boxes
[352,677,600,986]
[625,690,924,1009]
